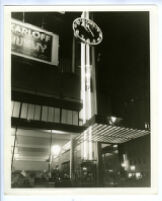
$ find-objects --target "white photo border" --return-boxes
[1,2,161,201]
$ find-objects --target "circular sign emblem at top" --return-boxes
[73,17,103,45]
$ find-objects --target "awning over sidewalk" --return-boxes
[75,115,150,144]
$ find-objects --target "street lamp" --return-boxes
[51,145,61,157]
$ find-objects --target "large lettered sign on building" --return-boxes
[11,19,59,66]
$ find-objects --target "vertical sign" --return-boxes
[11,19,59,66]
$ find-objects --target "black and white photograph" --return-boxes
[3,5,158,193]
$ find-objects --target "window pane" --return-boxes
[41,106,48,122]
[54,108,60,123]
[12,101,21,118]
[61,109,67,124]
[48,107,54,122]
[67,110,73,125]
[27,104,34,120]
[73,111,78,125]
[34,105,41,121]
[21,103,28,119]
[11,101,14,116]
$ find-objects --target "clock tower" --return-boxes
[73,11,103,160]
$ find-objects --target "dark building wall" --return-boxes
[96,91,112,117]
[11,12,81,73]
[121,99,150,129]
[11,12,82,107]
[118,135,150,186]
[12,56,81,101]
[94,12,150,130]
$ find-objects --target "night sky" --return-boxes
[93,12,150,127]
[94,12,150,100]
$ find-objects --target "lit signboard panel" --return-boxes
[11,19,59,66]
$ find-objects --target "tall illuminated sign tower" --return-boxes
[73,12,103,160]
